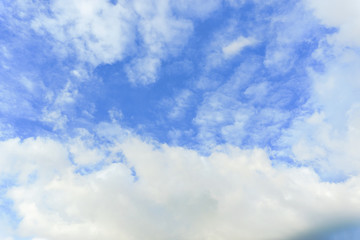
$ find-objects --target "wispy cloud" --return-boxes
[222,36,257,58]
[167,89,193,120]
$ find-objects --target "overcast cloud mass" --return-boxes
[1,0,360,239]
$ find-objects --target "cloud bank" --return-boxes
[1,0,360,239]
[1,125,360,240]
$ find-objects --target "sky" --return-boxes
[1,0,360,239]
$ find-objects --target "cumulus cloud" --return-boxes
[279,45,360,180]
[31,0,135,65]
[2,0,360,239]
[24,0,195,85]
[1,124,360,239]
[304,0,360,47]
[280,107,360,178]
[263,2,321,73]
[271,0,360,180]
[194,58,292,149]
[125,0,193,84]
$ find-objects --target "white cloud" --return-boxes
[0,138,70,184]
[304,0,360,47]
[31,0,135,66]
[222,36,257,58]
[244,81,269,103]
[41,109,68,131]
[263,2,320,72]
[69,140,104,167]
[40,79,81,130]
[23,0,194,85]
[281,105,360,181]
[193,58,291,149]
[279,50,360,179]
[125,57,161,85]
[125,0,193,84]
[167,89,193,119]
[200,20,259,72]
[1,126,360,239]
[276,0,360,179]
[0,79,39,120]
[108,108,123,123]
[2,1,360,238]
[0,122,14,139]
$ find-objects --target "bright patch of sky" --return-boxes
[1,0,360,239]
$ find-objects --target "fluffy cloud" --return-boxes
[2,1,360,239]
[125,0,193,84]
[1,124,360,239]
[31,0,135,65]
[25,0,194,85]
[304,0,360,47]
[280,47,360,180]
[275,0,360,180]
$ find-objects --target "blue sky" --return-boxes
[1,0,360,239]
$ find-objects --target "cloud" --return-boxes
[40,79,82,130]
[222,36,257,58]
[167,89,193,120]
[125,56,161,85]
[108,108,124,123]
[193,58,293,149]
[31,0,135,66]
[1,1,360,239]
[1,124,360,239]
[0,2,94,131]
[190,3,320,150]
[0,122,14,139]
[125,0,193,84]
[304,0,360,47]
[22,0,194,85]
[263,2,322,73]
[268,0,360,181]
[200,21,259,72]
[278,49,360,180]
